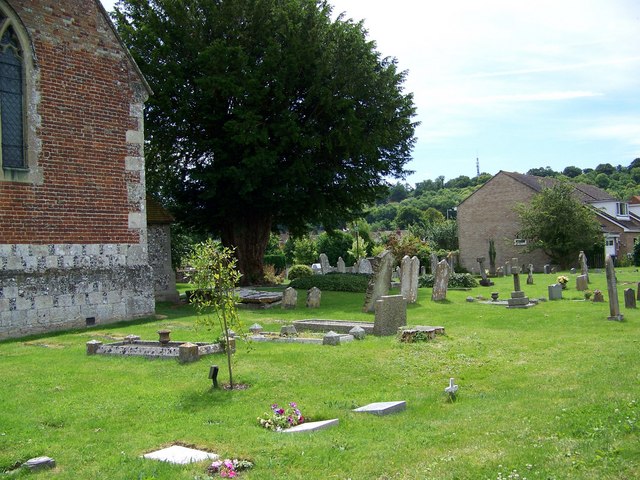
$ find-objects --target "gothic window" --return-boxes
[0,13,25,169]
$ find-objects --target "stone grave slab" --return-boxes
[353,401,406,416]
[24,456,56,471]
[142,445,218,464]
[280,419,339,433]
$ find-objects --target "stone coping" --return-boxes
[293,319,374,334]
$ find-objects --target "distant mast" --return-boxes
[476,157,480,178]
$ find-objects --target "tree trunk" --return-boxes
[221,213,272,286]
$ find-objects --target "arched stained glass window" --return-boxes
[0,16,25,169]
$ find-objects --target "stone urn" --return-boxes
[157,329,171,345]
[491,292,499,302]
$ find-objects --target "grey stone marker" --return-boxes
[143,445,218,464]
[544,264,551,274]
[526,264,534,285]
[323,331,342,346]
[280,324,298,336]
[430,252,438,275]
[548,283,563,300]
[319,253,331,274]
[373,294,407,336]
[337,256,346,273]
[593,289,605,302]
[24,457,56,471]
[86,340,103,355]
[431,259,451,301]
[504,260,511,276]
[624,288,636,308]
[570,267,576,274]
[353,401,406,416]
[637,282,640,301]
[605,255,623,321]
[349,325,366,340]
[306,287,321,308]
[178,342,199,363]
[576,274,588,291]
[400,255,420,303]
[507,267,531,308]
[362,250,395,312]
[358,258,373,274]
[249,323,263,334]
[420,266,426,276]
[579,250,589,283]
[280,419,339,433]
[477,256,493,286]
[282,287,298,309]
[496,266,504,277]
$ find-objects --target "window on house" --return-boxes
[513,239,527,246]
[616,202,629,216]
[0,19,25,169]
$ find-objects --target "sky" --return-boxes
[100,0,640,186]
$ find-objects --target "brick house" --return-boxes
[457,171,640,272]
[0,0,155,339]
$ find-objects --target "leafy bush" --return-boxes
[287,264,313,281]
[316,231,354,265]
[293,237,318,265]
[418,273,478,288]
[264,254,286,271]
[289,272,371,292]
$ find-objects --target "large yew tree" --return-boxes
[114,0,416,284]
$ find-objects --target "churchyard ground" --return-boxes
[0,269,639,479]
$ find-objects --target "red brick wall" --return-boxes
[0,0,145,244]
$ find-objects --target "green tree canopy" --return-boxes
[114,0,416,284]
[515,182,603,268]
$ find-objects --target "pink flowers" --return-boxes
[207,459,253,478]
[257,401,305,431]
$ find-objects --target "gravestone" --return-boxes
[624,288,636,308]
[353,401,406,416]
[430,252,438,275]
[337,256,346,273]
[507,266,531,308]
[447,252,455,273]
[477,256,493,286]
[570,267,576,274]
[431,259,451,301]
[349,326,366,340]
[504,260,511,276]
[548,283,563,300]
[637,282,640,301]
[373,294,407,336]
[579,250,589,283]
[543,264,551,274]
[362,250,395,312]
[576,275,588,291]
[319,253,331,274]
[420,266,426,276]
[306,287,322,308]
[358,258,373,274]
[605,255,623,321]
[400,255,420,303]
[526,264,534,285]
[24,457,56,472]
[593,289,604,302]
[496,266,504,277]
[282,287,298,309]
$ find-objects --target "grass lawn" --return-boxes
[1,269,639,479]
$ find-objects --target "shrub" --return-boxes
[264,254,286,271]
[316,231,354,265]
[287,264,313,281]
[289,272,371,292]
[293,237,318,264]
[263,264,285,285]
[418,272,478,288]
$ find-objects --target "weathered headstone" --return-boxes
[430,252,438,275]
[526,264,534,285]
[24,457,56,471]
[420,266,426,276]
[576,275,588,291]
[400,255,420,303]
[306,287,322,308]
[358,258,373,275]
[431,259,451,302]
[362,250,395,312]
[624,288,636,308]
[496,266,504,277]
[593,289,604,302]
[548,283,563,300]
[447,252,455,273]
[570,267,576,274]
[605,255,623,321]
[282,287,298,309]
[337,256,346,274]
[322,331,342,346]
[477,256,493,286]
[511,266,521,292]
[280,324,298,336]
[543,264,551,274]
[505,260,511,276]
[373,294,407,336]
[349,326,366,340]
[578,250,589,283]
[319,253,331,274]
[637,282,640,301]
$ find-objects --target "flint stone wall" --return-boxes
[0,243,155,339]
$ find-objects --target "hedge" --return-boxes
[289,272,371,292]
[418,273,478,289]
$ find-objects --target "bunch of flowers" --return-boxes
[206,459,253,478]
[557,275,569,288]
[257,402,305,431]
